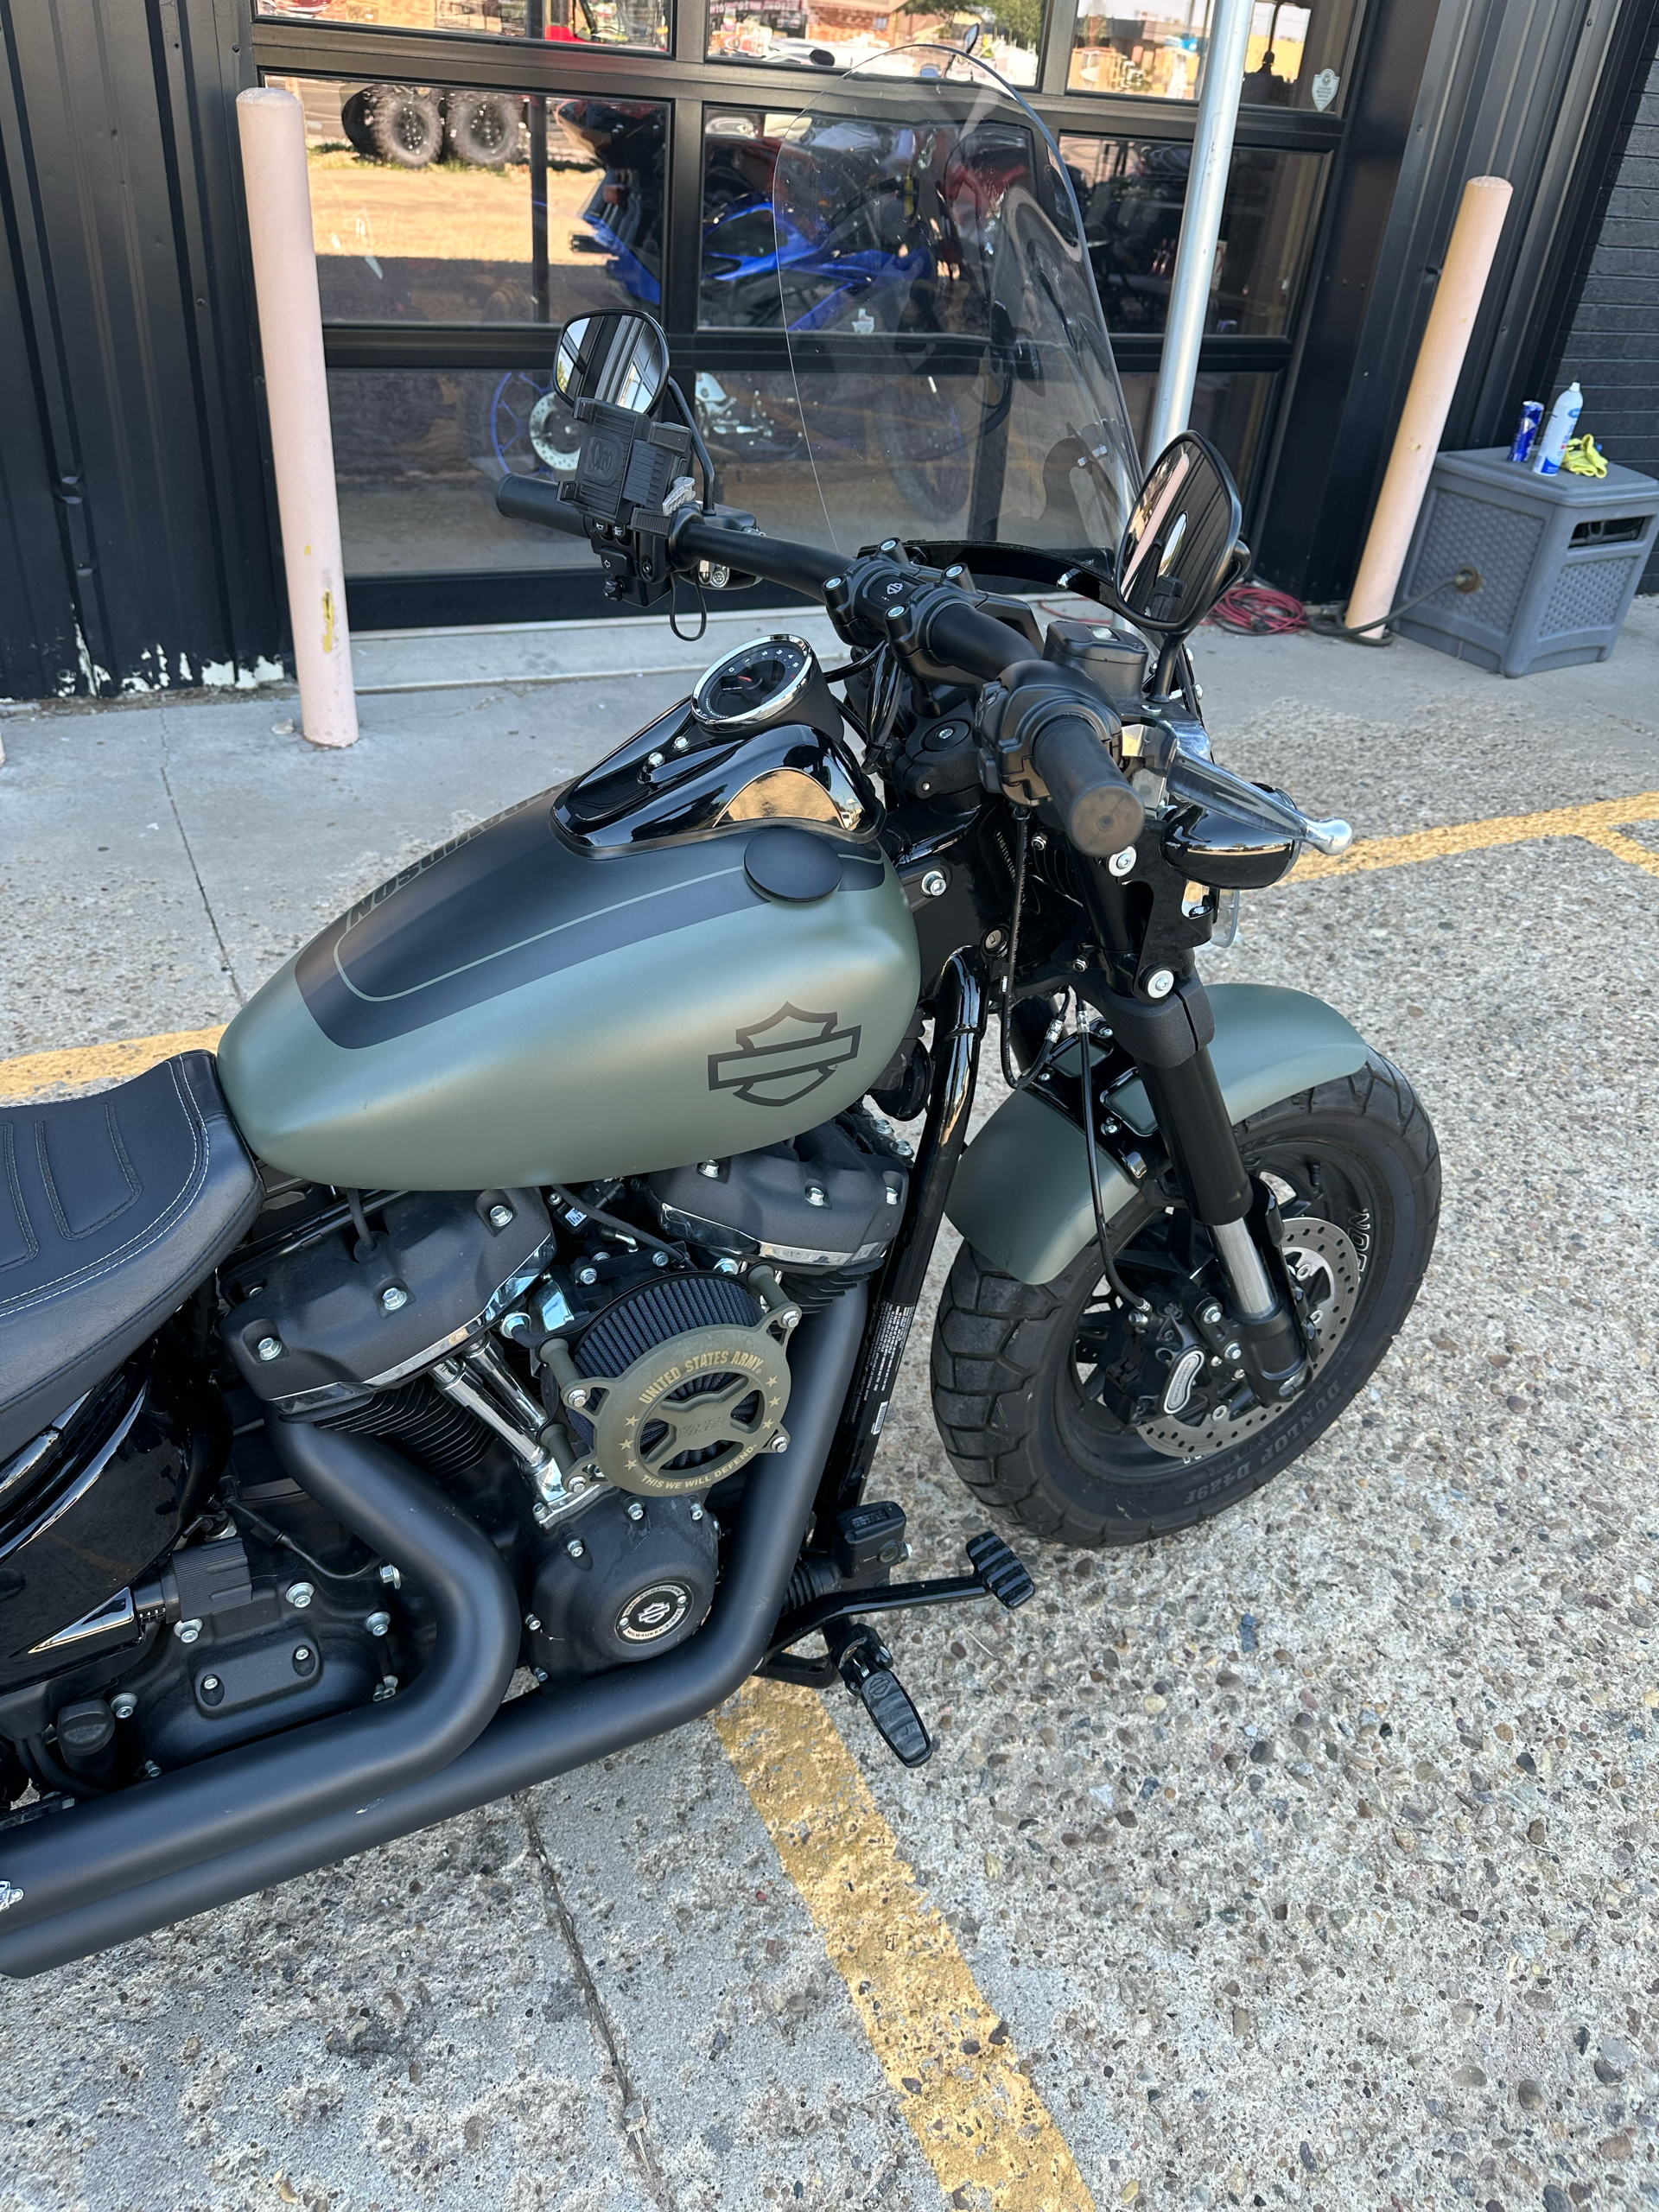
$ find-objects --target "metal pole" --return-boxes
[236,88,359,748]
[1143,0,1254,465]
[528,0,550,321]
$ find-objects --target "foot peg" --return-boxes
[831,1624,932,1767]
[966,1531,1034,1610]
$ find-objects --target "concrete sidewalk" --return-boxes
[3,600,1658,2212]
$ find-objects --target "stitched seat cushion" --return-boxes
[0,1053,262,1459]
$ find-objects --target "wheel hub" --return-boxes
[1134,1215,1361,1460]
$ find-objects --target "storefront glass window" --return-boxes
[330,367,591,574]
[1058,134,1323,338]
[1069,0,1354,111]
[255,1,669,55]
[705,10,1040,86]
[700,109,816,328]
[266,77,667,323]
[1116,368,1277,490]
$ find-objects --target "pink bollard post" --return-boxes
[237,86,359,748]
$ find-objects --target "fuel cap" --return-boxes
[743,825,842,903]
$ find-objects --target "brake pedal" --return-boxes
[831,1624,932,1768]
[966,1530,1035,1610]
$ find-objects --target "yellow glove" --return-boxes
[1563,433,1607,479]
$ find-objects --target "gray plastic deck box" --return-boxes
[1393,446,1659,677]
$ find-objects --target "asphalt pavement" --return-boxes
[1,597,1656,2212]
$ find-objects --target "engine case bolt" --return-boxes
[652,1249,670,1266]
[534,1667,550,1683]
[690,1503,705,1522]
[566,1537,586,1559]
[983,927,1007,952]
[255,1336,283,1363]
[284,1580,315,1610]
[292,1645,315,1672]
[200,1675,224,1707]
[380,1285,410,1312]
[804,1183,827,1208]
[884,1184,900,1205]
[1144,969,1175,1000]
[378,1562,402,1588]
[532,1503,555,1527]
[365,1611,391,1637]
[626,1500,645,1522]
[576,1266,599,1286]
[697,1160,721,1179]
[1223,1341,1242,1362]
[488,1203,515,1229]
[175,1618,203,1645]
[1198,1302,1222,1325]
[111,1693,137,1720]
[524,1614,542,1632]
[646,750,665,767]
[1109,848,1136,877]
[919,868,948,899]
[713,1256,740,1275]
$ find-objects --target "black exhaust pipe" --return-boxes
[0,1421,522,1946]
[0,1287,864,1977]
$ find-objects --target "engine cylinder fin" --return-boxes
[321,1380,493,1478]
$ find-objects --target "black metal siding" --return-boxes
[0,0,281,699]
[1255,0,1640,602]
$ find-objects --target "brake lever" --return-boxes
[1150,727,1353,856]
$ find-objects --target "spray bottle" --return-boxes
[1532,382,1583,477]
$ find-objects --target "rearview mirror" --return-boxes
[1116,433,1243,634]
[554,311,670,416]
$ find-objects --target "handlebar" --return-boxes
[495,474,589,537]
[669,511,847,601]
[1030,714,1145,857]
[495,471,1342,864]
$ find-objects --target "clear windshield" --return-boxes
[771,47,1140,567]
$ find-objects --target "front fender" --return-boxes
[946,983,1370,1285]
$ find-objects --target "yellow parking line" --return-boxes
[0,1025,227,1102]
[1576,821,1659,877]
[713,1678,1098,2212]
[1291,789,1659,880]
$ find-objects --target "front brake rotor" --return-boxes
[1135,1215,1362,1460]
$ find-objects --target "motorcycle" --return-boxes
[0,48,1438,1977]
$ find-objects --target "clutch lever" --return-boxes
[1152,729,1353,857]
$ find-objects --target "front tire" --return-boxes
[931,1054,1440,1548]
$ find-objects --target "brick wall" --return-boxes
[1552,13,1659,590]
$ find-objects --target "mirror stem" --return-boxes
[664,377,717,513]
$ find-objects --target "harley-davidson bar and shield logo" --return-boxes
[708,1004,861,1109]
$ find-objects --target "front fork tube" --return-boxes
[819,951,987,1524]
[1138,1052,1309,1401]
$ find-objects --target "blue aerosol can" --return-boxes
[1532,383,1583,476]
[1509,400,1543,464]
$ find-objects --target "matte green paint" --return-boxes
[219,860,920,1191]
[947,982,1370,1283]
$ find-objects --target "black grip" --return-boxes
[494,474,588,537]
[1031,713,1145,857]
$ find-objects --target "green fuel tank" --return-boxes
[217,722,919,1192]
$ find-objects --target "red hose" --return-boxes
[1210,582,1307,636]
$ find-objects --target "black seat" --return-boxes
[0,1052,262,1459]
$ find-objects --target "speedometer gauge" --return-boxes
[691,635,824,734]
